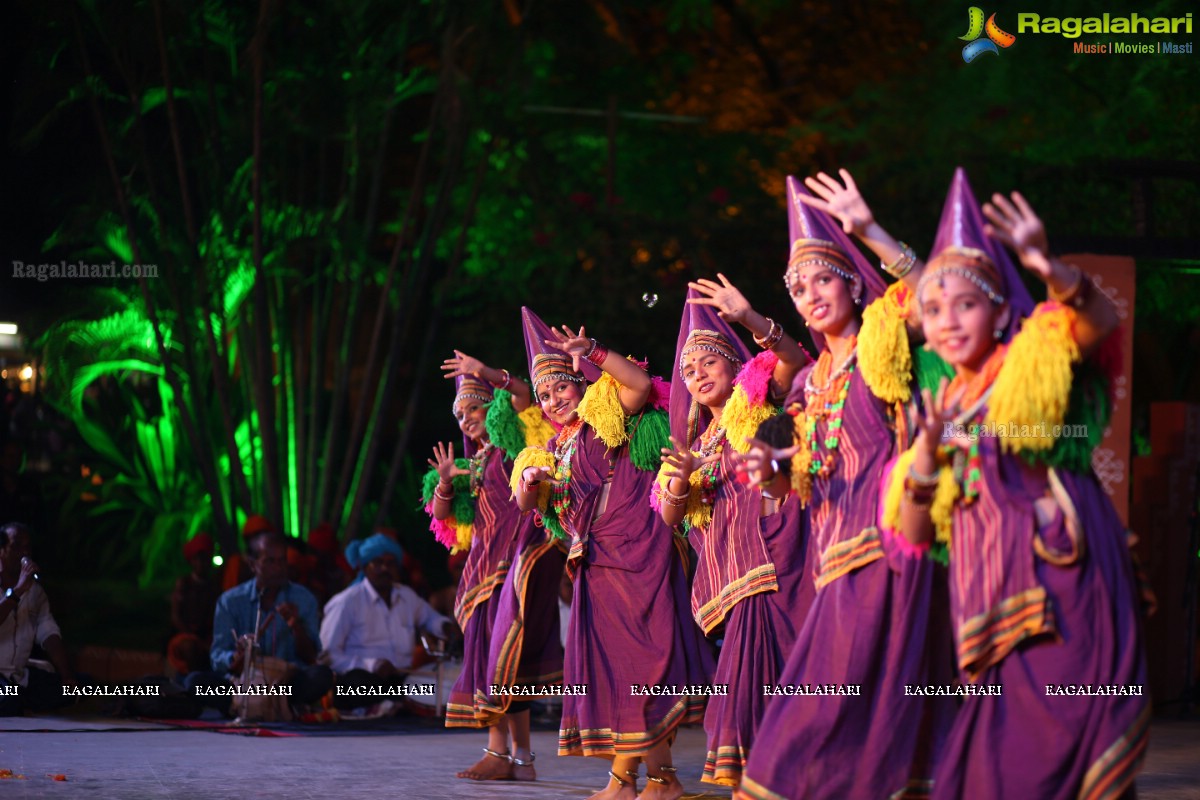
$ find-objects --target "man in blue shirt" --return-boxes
[187,533,332,715]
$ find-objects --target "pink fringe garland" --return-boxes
[648,374,671,410]
[648,482,663,514]
[734,351,779,406]
[425,502,458,550]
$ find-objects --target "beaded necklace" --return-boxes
[694,424,726,508]
[468,440,494,498]
[942,346,1006,505]
[550,418,586,522]
[804,341,857,478]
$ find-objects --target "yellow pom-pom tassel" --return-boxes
[790,411,812,506]
[519,405,556,449]
[577,372,628,449]
[858,282,914,405]
[721,385,777,455]
[511,446,556,510]
[450,520,474,554]
[881,446,960,548]
[685,468,714,530]
[881,448,917,533]
[987,303,1080,454]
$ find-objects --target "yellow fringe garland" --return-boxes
[721,385,777,455]
[451,520,474,554]
[881,446,959,547]
[576,372,628,450]
[987,303,1080,454]
[858,281,914,405]
[510,446,555,510]
[654,462,714,531]
[519,404,557,449]
[790,411,812,506]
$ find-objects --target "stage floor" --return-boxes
[0,715,1197,798]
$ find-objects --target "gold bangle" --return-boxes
[1050,265,1089,308]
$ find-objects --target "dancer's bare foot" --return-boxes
[456,748,513,781]
[584,771,638,800]
[636,768,683,800]
[510,751,536,782]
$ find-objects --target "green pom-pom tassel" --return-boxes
[929,541,949,566]
[542,510,569,542]
[485,389,526,459]
[626,409,671,472]
[915,345,955,394]
[419,461,475,525]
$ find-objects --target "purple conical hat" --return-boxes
[669,286,754,446]
[785,176,888,352]
[520,307,600,392]
[452,373,493,456]
[925,167,1035,341]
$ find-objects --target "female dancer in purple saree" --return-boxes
[655,278,813,787]
[512,309,714,800]
[883,175,1149,799]
[425,352,560,782]
[737,171,956,800]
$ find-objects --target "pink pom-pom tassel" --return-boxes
[429,516,458,551]
[648,374,672,410]
[734,351,779,406]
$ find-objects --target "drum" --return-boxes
[232,655,295,723]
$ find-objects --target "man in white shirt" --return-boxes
[0,522,78,715]
[320,533,456,708]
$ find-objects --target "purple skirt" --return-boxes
[473,529,567,725]
[737,542,955,800]
[445,585,504,728]
[931,474,1150,800]
[558,537,714,757]
[702,499,814,786]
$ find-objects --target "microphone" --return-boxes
[21,556,38,582]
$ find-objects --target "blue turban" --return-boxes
[345,533,404,571]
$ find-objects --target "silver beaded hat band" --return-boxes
[916,246,1006,305]
[531,353,586,389]
[452,376,494,414]
[784,238,859,293]
[679,329,743,379]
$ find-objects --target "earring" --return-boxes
[993,327,1004,340]
[854,295,862,306]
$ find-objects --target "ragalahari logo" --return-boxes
[959,7,1017,62]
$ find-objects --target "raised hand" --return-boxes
[428,442,470,484]
[544,325,591,373]
[798,169,875,238]
[982,191,1052,279]
[660,435,720,484]
[915,378,965,459]
[441,350,487,380]
[736,437,802,486]
[687,273,752,325]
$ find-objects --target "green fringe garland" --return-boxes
[420,462,476,525]
[928,541,949,567]
[485,389,526,459]
[914,345,955,395]
[1021,361,1111,474]
[626,408,671,472]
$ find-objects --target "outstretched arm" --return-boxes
[688,273,809,396]
[441,350,531,411]
[983,191,1117,357]
[798,169,924,294]
[545,325,650,414]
